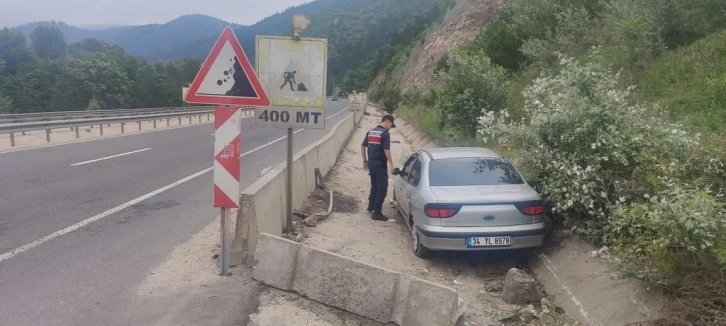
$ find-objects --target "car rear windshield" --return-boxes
[428,157,524,186]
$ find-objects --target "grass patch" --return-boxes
[638,29,726,133]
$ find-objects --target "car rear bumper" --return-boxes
[417,222,546,251]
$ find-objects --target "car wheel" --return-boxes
[412,226,431,259]
[543,214,554,239]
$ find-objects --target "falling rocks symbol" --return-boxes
[225,57,258,97]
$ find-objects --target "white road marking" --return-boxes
[537,253,590,321]
[240,129,304,158]
[70,148,152,166]
[0,105,351,263]
[0,168,213,263]
[326,108,349,120]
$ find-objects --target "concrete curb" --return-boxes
[253,233,464,326]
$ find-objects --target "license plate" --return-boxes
[467,236,511,247]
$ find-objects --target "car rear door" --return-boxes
[396,154,418,218]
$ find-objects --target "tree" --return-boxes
[58,53,134,110]
[0,28,33,75]
[0,93,13,113]
[30,26,67,60]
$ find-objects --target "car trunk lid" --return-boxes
[429,185,540,227]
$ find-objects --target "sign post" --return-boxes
[255,14,327,238]
[184,26,270,275]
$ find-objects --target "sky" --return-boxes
[0,0,311,28]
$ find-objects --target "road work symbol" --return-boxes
[280,71,308,92]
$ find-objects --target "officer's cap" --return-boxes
[382,114,396,128]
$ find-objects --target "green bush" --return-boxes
[435,50,508,137]
[86,96,102,111]
[434,53,450,74]
[606,180,726,271]
[380,88,402,112]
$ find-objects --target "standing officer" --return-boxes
[361,115,396,221]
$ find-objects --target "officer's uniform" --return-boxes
[361,124,391,214]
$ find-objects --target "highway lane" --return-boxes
[0,99,352,325]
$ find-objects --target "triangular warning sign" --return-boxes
[185,27,270,106]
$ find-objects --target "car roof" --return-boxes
[421,147,502,160]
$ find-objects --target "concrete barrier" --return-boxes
[254,233,464,325]
[232,108,362,265]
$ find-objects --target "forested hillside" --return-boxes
[12,15,242,61]
[0,27,200,113]
[373,0,726,323]
[170,0,447,94]
[13,21,129,43]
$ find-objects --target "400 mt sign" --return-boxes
[254,107,326,129]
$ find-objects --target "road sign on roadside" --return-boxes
[255,35,328,109]
[184,26,274,276]
[253,16,329,239]
[185,27,270,107]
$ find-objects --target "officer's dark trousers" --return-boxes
[368,164,388,214]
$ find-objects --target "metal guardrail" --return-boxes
[0,106,211,124]
[0,108,254,148]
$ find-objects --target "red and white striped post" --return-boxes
[213,106,242,275]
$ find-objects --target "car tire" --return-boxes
[412,226,431,259]
[543,214,554,239]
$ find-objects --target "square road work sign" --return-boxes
[256,36,328,108]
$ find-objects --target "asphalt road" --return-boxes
[0,99,352,325]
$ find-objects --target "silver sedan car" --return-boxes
[392,147,547,258]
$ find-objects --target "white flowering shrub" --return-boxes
[479,51,726,266]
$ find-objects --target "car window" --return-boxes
[428,157,524,186]
[401,155,417,177]
[407,157,422,186]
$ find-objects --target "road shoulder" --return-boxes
[290,106,574,324]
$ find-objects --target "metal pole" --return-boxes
[121,123,125,133]
[75,127,79,138]
[46,129,51,142]
[100,124,103,135]
[167,118,170,127]
[10,132,15,147]
[188,115,192,124]
[153,119,157,129]
[207,113,210,121]
[138,121,142,130]
[178,116,182,125]
[220,208,229,275]
[198,114,202,123]
[286,127,293,238]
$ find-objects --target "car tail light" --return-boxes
[515,201,545,215]
[424,204,461,218]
